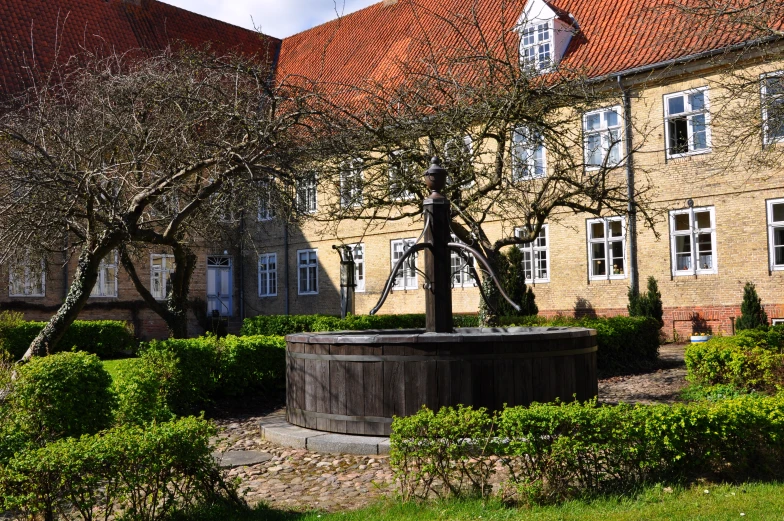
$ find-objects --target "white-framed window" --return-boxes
[340,159,363,208]
[150,254,175,300]
[512,126,546,181]
[348,243,365,292]
[762,71,784,144]
[258,253,277,297]
[297,249,318,295]
[297,173,317,214]
[583,106,623,169]
[450,235,476,287]
[767,198,784,271]
[8,256,45,297]
[391,238,418,290]
[664,88,710,157]
[515,225,550,283]
[772,318,784,326]
[389,151,415,200]
[520,21,552,71]
[91,251,118,297]
[670,206,717,276]
[587,217,627,280]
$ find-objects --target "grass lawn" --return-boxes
[180,482,784,521]
[102,357,137,380]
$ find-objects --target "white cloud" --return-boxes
[161,0,378,38]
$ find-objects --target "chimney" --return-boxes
[383,0,398,6]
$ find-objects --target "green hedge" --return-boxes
[0,417,238,520]
[240,314,479,336]
[391,396,784,503]
[685,328,784,392]
[115,334,286,419]
[0,320,137,360]
[501,315,660,373]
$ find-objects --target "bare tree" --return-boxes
[301,1,657,322]
[0,47,312,357]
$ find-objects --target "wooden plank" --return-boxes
[471,359,494,410]
[383,360,405,418]
[329,345,348,433]
[363,362,385,435]
[494,358,515,410]
[436,360,452,410]
[424,360,439,412]
[404,361,425,416]
[345,359,365,435]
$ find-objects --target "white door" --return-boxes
[207,256,232,316]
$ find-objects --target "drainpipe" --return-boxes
[239,211,245,320]
[618,76,639,295]
[284,223,290,316]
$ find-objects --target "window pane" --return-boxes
[536,250,548,279]
[605,110,619,127]
[674,213,690,231]
[775,227,784,265]
[689,91,705,111]
[299,268,307,292]
[692,114,707,150]
[609,220,623,237]
[607,129,622,164]
[695,211,711,229]
[522,249,532,281]
[772,203,784,223]
[669,117,688,154]
[697,233,713,269]
[590,222,605,239]
[668,96,685,115]
[592,243,606,276]
[586,134,602,166]
[535,229,547,247]
[675,235,691,271]
[610,241,625,274]
[586,114,601,131]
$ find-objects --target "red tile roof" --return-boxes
[277,0,777,85]
[0,0,280,94]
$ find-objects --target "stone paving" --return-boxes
[212,412,396,512]
[210,344,688,513]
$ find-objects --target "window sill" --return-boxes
[667,149,711,161]
[9,294,46,298]
[258,294,278,298]
[673,270,718,276]
[392,287,418,292]
[589,275,627,281]
[89,295,119,299]
[298,291,319,296]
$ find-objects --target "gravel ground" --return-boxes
[210,343,689,513]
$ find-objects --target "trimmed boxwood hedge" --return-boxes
[242,314,659,373]
[240,313,480,336]
[0,320,136,360]
[113,334,286,419]
[391,395,784,503]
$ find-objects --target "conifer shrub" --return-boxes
[627,276,664,328]
[736,281,768,331]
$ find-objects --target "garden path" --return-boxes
[209,343,688,513]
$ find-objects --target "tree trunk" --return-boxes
[23,242,115,360]
[166,245,197,339]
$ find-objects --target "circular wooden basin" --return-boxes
[285,327,598,436]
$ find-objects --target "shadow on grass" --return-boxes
[173,503,310,521]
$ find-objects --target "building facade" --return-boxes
[2,0,783,341]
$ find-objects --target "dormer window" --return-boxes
[521,21,552,70]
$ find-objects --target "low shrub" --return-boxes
[685,329,784,392]
[240,314,428,336]
[121,334,286,417]
[0,320,137,360]
[390,395,784,503]
[0,416,240,521]
[7,351,115,444]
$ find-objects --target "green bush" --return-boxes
[390,396,784,503]
[628,276,664,329]
[7,352,115,443]
[685,329,784,392]
[0,320,137,360]
[0,417,239,521]
[125,334,287,416]
[501,315,660,373]
[240,314,429,336]
[736,281,768,331]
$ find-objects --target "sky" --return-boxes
[160,0,379,38]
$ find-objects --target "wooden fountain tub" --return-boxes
[285,327,598,436]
